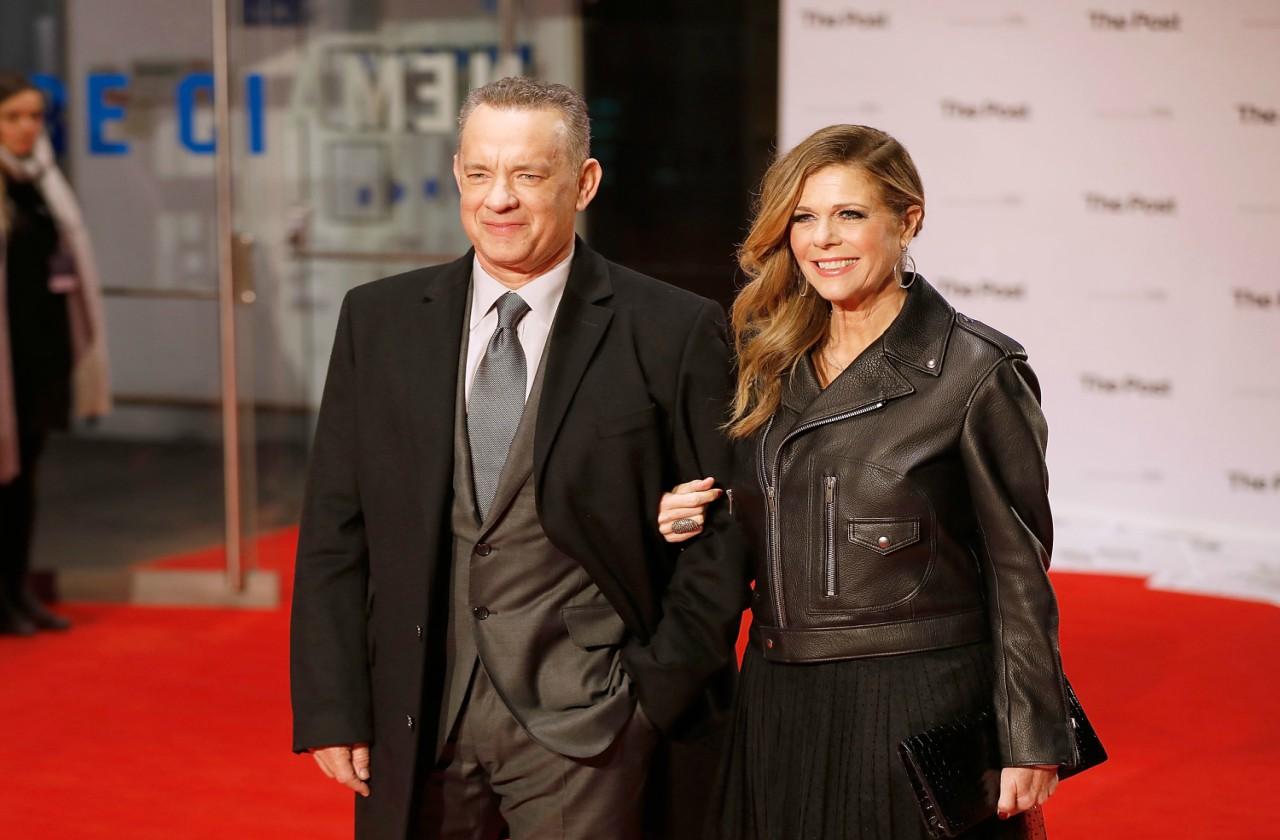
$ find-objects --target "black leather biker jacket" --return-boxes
[730,277,1073,766]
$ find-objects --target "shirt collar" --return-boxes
[469,247,575,331]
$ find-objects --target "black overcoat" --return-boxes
[290,239,751,839]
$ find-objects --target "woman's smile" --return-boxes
[811,257,859,277]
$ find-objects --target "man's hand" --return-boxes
[310,743,371,797]
[997,765,1058,819]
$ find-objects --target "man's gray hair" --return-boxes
[458,77,591,165]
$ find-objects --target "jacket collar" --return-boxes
[779,274,954,423]
[410,236,615,508]
[420,249,474,301]
[883,274,955,377]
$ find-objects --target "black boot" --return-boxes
[0,594,37,636]
[17,589,71,631]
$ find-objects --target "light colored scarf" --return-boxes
[0,145,46,183]
[0,136,111,483]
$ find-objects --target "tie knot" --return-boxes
[494,292,530,329]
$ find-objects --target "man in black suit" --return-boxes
[290,77,750,839]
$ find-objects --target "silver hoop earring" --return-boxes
[897,247,917,290]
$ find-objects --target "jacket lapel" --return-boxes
[407,252,472,514]
[533,240,614,484]
[788,344,914,431]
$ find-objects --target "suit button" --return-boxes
[473,606,490,620]
[415,624,423,640]
[406,714,415,730]
[475,543,493,556]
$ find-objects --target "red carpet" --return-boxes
[1,529,1276,839]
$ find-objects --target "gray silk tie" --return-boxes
[468,291,531,520]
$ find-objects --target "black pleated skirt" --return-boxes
[710,641,1047,840]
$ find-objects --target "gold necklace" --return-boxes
[818,347,854,386]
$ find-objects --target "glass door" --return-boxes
[216,0,584,591]
[38,0,269,605]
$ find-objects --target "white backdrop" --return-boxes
[780,1,1280,602]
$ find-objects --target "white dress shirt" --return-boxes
[465,249,573,402]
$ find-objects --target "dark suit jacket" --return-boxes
[290,239,751,839]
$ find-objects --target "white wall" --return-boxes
[780,0,1280,600]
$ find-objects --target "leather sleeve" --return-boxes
[621,300,753,732]
[289,291,373,753]
[959,357,1073,766]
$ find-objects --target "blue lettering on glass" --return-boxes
[243,0,305,26]
[71,72,268,156]
[87,74,130,155]
[247,74,266,154]
[356,186,373,207]
[177,73,216,154]
[390,182,404,204]
[423,178,439,199]
[177,73,267,155]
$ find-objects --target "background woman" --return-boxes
[658,125,1072,838]
[0,72,110,635]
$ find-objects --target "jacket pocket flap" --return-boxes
[596,403,657,438]
[562,604,628,649]
[849,517,921,555]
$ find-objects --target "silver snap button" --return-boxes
[877,536,891,548]
[926,358,937,369]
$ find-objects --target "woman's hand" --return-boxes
[997,765,1058,819]
[657,477,722,543]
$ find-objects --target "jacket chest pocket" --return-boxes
[595,403,658,438]
[849,518,921,555]
[809,468,933,614]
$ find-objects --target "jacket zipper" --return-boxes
[758,400,885,628]
[823,475,838,597]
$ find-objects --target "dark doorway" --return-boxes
[583,0,779,309]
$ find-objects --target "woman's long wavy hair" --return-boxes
[726,125,926,439]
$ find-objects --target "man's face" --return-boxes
[453,105,600,286]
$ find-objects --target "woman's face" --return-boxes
[788,164,917,308]
[0,90,46,158]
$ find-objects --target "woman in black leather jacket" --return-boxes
[658,125,1073,839]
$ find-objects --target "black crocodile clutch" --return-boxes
[897,680,1106,839]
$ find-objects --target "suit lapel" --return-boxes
[407,252,472,514]
[533,241,614,483]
